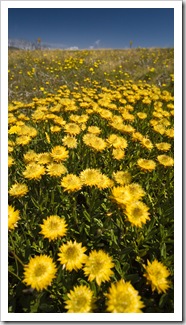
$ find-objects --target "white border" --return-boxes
[1,1,182,322]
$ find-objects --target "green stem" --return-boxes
[10,250,25,267]
[8,269,22,281]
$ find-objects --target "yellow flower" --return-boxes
[9,183,29,197]
[90,136,107,151]
[8,205,20,230]
[124,183,146,201]
[111,186,133,206]
[64,285,94,313]
[83,133,96,146]
[120,124,135,133]
[16,135,32,146]
[23,255,57,291]
[112,171,132,185]
[23,163,45,180]
[140,137,153,150]
[24,150,38,163]
[61,174,82,192]
[131,132,144,142]
[124,200,150,227]
[40,215,68,241]
[107,134,128,149]
[50,125,61,133]
[58,240,87,271]
[45,132,50,144]
[62,135,77,148]
[112,148,125,160]
[87,126,101,134]
[8,125,21,134]
[8,156,14,168]
[47,163,67,177]
[137,112,147,119]
[83,250,114,286]
[143,260,171,294]
[137,158,156,172]
[95,174,114,189]
[157,155,174,167]
[80,169,102,187]
[36,152,52,165]
[165,128,174,138]
[64,123,81,135]
[106,279,145,313]
[153,124,166,135]
[155,142,171,152]
[50,146,69,162]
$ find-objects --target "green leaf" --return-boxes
[160,242,167,258]
[83,210,91,222]
[159,293,169,308]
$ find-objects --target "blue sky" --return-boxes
[8,8,174,49]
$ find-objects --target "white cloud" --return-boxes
[95,40,100,47]
[67,46,79,50]
[89,40,101,49]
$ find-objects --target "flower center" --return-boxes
[66,247,77,259]
[34,263,47,277]
[132,207,142,218]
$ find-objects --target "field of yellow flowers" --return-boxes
[8,48,174,313]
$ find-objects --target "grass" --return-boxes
[8,47,174,313]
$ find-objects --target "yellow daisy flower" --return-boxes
[131,131,144,142]
[112,148,125,160]
[24,150,38,163]
[124,183,146,201]
[62,135,77,149]
[40,215,68,241]
[124,200,150,227]
[107,134,128,149]
[50,125,61,133]
[8,125,21,134]
[89,136,107,151]
[143,259,171,294]
[137,158,156,172]
[64,285,94,313]
[8,156,14,168]
[112,171,132,185]
[64,123,81,135]
[23,163,45,180]
[137,112,147,119]
[83,250,114,286]
[50,145,69,162]
[95,174,114,189]
[9,183,29,197]
[140,137,153,150]
[155,142,171,152]
[120,124,135,133]
[111,186,134,206]
[157,155,174,167]
[79,169,102,187]
[47,163,67,177]
[153,124,166,135]
[83,133,96,146]
[165,128,174,138]
[61,174,82,192]
[87,126,101,135]
[106,279,145,313]
[8,205,20,230]
[36,152,52,165]
[16,135,32,146]
[58,240,87,271]
[23,255,57,291]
